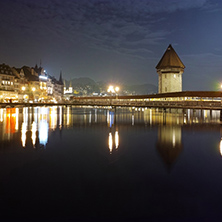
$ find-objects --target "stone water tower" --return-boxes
[156,44,185,93]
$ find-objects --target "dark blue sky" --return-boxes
[0,0,222,90]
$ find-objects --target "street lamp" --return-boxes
[115,86,119,93]
[107,85,120,98]
[107,85,114,93]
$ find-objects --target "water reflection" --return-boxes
[49,106,57,130]
[107,110,119,154]
[7,108,16,134]
[108,132,113,154]
[220,138,222,157]
[0,108,3,122]
[31,121,37,147]
[115,131,119,149]
[0,107,221,157]
[108,129,119,154]
[156,125,182,170]
[39,119,48,147]
[21,122,27,147]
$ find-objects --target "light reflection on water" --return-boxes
[0,106,221,154]
[1,106,222,219]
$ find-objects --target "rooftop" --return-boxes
[156,44,185,70]
[0,63,14,76]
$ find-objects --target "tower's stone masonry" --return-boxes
[156,45,185,93]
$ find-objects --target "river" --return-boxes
[0,106,222,221]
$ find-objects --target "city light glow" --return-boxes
[107,85,119,94]
[39,75,48,80]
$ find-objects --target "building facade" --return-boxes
[0,63,63,102]
[156,44,185,94]
[0,63,18,101]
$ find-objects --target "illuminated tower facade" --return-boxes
[156,44,185,93]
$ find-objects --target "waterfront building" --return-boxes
[0,63,64,102]
[13,67,30,101]
[156,44,185,93]
[50,71,64,102]
[35,66,64,102]
[20,66,40,102]
[34,65,48,101]
[64,80,74,100]
[0,63,18,102]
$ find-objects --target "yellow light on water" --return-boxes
[108,132,113,154]
[115,131,119,149]
[220,138,222,156]
[21,122,27,148]
[31,121,37,147]
[0,109,3,122]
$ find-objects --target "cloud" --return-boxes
[145,0,208,13]
[183,52,222,66]
[0,0,213,60]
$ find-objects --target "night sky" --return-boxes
[1,0,222,90]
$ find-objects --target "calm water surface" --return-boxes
[0,106,222,221]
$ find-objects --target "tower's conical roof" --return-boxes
[156,44,185,69]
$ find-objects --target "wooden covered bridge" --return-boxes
[69,91,222,110]
[1,91,222,111]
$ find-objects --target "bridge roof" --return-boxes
[72,91,222,100]
[156,44,185,70]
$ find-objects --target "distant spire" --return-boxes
[69,79,72,87]
[40,59,42,68]
[59,70,63,83]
